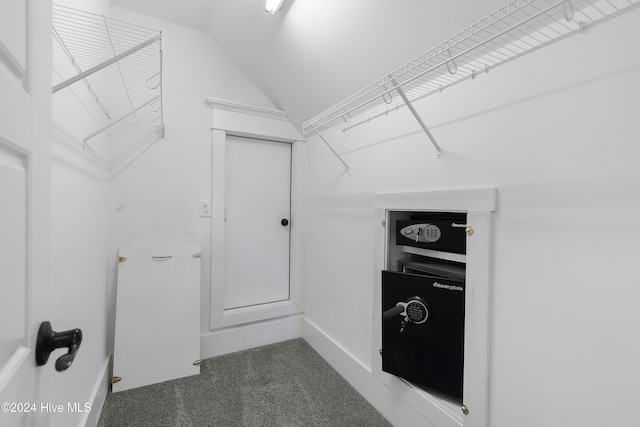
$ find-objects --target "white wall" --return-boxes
[51,1,112,426]
[299,8,640,427]
[50,2,640,426]
[50,3,277,426]
[105,6,277,339]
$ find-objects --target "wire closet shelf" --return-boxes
[302,0,640,137]
[52,4,164,147]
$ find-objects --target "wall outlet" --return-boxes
[199,200,211,218]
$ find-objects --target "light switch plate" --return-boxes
[199,200,211,218]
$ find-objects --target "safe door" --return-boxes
[381,270,465,402]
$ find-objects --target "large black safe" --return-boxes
[382,270,465,401]
[382,210,467,402]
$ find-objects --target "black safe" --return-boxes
[382,211,466,402]
[395,212,467,254]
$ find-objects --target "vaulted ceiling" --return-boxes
[111,0,502,132]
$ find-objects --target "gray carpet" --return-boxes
[97,338,391,426]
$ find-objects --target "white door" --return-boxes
[224,136,291,309]
[0,2,52,426]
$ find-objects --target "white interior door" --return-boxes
[0,2,51,426]
[224,136,291,309]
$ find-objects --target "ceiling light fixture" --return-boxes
[264,0,284,15]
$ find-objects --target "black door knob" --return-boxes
[281,218,289,226]
[35,321,82,372]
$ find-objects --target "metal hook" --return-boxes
[342,112,351,123]
[382,83,393,104]
[446,48,458,75]
[562,0,574,22]
[145,71,161,89]
[149,97,162,113]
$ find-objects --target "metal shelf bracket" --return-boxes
[392,78,442,159]
[312,125,351,175]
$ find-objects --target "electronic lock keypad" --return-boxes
[395,212,466,254]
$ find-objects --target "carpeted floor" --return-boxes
[97,338,391,426]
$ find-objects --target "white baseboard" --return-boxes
[302,318,442,427]
[200,314,302,359]
[82,356,111,427]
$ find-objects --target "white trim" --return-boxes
[201,315,302,359]
[302,318,444,427]
[206,97,289,121]
[212,300,302,329]
[209,132,302,330]
[207,99,305,349]
[288,140,304,311]
[0,347,29,390]
[375,188,497,212]
[210,129,226,330]
[0,39,27,80]
[207,98,305,142]
[373,188,496,427]
[81,356,110,427]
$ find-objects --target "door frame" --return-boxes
[206,98,305,330]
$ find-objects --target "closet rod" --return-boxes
[52,26,111,119]
[53,34,161,93]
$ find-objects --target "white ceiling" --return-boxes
[111,0,503,131]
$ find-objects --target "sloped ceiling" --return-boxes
[112,0,502,132]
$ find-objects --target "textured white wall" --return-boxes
[105,6,276,338]
[50,2,112,426]
[51,2,640,426]
[51,3,276,426]
[299,8,640,427]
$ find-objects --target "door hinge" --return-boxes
[118,256,127,263]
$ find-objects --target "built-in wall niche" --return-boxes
[373,188,496,427]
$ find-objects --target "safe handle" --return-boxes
[382,304,405,319]
[35,321,83,372]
